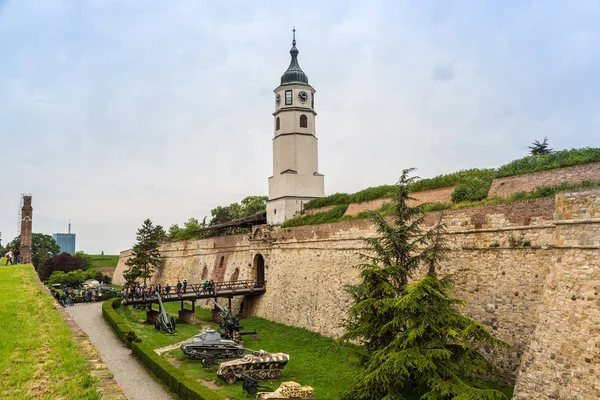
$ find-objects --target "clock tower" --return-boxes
[267,29,325,225]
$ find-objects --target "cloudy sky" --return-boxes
[1,1,599,254]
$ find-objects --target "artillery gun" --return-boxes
[208,298,257,341]
[154,292,176,334]
[217,350,289,384]
[179,329,245,367]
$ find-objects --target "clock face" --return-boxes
[276,94,281,107]
[298,91,308,103]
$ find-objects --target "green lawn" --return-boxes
[117,302,361,399]
[0,263,100,399]
[88,254,119,267]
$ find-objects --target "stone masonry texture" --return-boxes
[114,189,600,399]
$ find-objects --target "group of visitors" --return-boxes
[52,287,103,306]
[123,279,219,301]
[4,248,20,265]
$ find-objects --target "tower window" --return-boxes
[311,93,314,108]
[276,117,280,130]
[285,90,292,105]
[300,114,307,128]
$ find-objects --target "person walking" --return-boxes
[183,279,188,294]
[165,283,171,298]
[5,250,13,265]
[176,280,182,297]
[13,249,20,265]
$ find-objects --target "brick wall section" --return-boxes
[488,162,600,198]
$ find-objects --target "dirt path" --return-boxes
[66,303,174,400]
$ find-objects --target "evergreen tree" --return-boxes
[528,137,553,155]
[340,169,509,400]
[124,219,162,288]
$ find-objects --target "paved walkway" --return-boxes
[66,303,174,400]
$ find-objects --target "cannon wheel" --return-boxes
[236,348,245,357]
[154,319,161,331]
[247,385,258,395]
[223,373,236,384]
[170,316,176,329]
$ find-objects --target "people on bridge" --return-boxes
[209,280,215,295]
[183,279,187,294]
[176,280,182,297]
[202,280,208,294]
[165,283,172,298]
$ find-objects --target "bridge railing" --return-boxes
[122,280,266,303]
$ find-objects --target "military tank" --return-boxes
[180,329,245,367]
[217,350,289,384]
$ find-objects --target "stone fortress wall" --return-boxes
[114,169,600,399]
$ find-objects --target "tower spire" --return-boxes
[280,27,308,85]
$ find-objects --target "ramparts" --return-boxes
[114,189,600,398]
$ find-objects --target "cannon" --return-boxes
[209,298,257,341]
[154,292,176,334]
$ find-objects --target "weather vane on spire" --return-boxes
[292,27,296,46]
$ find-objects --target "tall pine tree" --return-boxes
[340,169,509,400]
[124,219,163,288]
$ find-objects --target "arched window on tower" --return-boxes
[300,114,307,128]
[276,117,280,130]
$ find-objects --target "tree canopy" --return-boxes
[8,233,61,276]
[339,169,509,400]
[528,137,553,155]
[123,219,163,287]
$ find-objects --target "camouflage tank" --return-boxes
[217,350,289,384]
[180,329,244,366]
[256,381,315,399]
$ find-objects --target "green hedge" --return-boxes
[451,177,493,203]
[102,299,224,400]
[303,193,351,210]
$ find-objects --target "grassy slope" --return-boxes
[0,263,100,399]
[117,303,360,399]
[88,254,119,267]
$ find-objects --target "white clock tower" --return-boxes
[267,29,324,225]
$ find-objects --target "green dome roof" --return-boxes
[280,29,309,86]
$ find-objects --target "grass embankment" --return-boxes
[117,303,360,399]
[88,254,119,267]
[0,263,100,399]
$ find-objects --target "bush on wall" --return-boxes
[282,205,349,228]
[451,177,494,203]
[496,147,600,178]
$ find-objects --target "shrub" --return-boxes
[422,202,453,212]
[451,177,493,203]
[48,268,112,288]
[282,205,349,228]
[408,168,496,192]
[496,147,600,178]
[303,193,350,210]
[349,185,396,203]
[40,252,86,279]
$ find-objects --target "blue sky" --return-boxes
[0,0,599,254]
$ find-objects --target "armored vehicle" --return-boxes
[180,329,245,366]
[217,350,289,384]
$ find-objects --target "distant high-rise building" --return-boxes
[53,221,76,254]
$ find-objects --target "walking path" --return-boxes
[66,303,174,400]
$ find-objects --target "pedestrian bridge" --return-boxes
[121,280,266,306]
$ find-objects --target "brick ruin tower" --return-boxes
[19,195,33,264]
